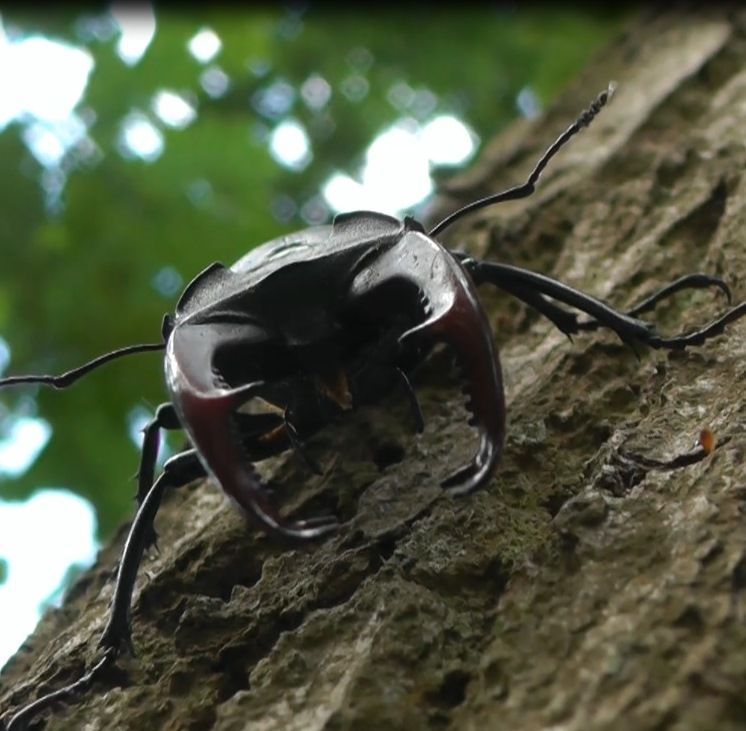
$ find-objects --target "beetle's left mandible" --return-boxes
[349,228,505,495]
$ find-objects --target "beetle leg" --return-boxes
[350,358,424,433]
[575,273,732,329]
[4,652,115,731]
[284,411,323,475]
[640,303,746,348]
[350,231,505,495]
[461,260,746,350]
[460,258,738,342]
[118,415,332,651]
[4,450,206,731]
[478,275,582,341]
[99,449,205,655]
[393,366,425,434]
[137,404,181,505]
[136,403,182,551]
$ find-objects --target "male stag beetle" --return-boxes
[3,84,746,729]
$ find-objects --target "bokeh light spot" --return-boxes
[0,29,93,129]
[118,112,164,162]
[112,3,156,66]
[252,79,296,119]
[188,27,221,64]
[200,66,230,98]
[421,115,477,166]
[152,265,183,297]
[0,417,51,477]
[269,119,311,171]
[516,85,542,118]
[301,74,332,110]
[152,90,196,129]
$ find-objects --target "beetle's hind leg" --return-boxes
[574,273,732,331]
[461,259,746,349]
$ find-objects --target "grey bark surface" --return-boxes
[3,7,746,731]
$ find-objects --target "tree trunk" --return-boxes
[3,7,746,730]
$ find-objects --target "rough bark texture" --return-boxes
[3,7,746,730]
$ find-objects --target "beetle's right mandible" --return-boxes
[166,320,337,538]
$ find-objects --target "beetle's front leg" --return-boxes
[240,405,324,475]
[283,411,323,475]
[136,403,182,551]
[4,450,206,731]
[350,232,505,495]
[4,652,115,731]
[100,449,206,654]
[351,356,425,434]
[137,403,181,504]
[392,366,425,433]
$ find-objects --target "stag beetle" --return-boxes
[3,84,746,729]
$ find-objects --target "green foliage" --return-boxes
[0,8,623,538]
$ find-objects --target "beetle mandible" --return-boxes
[3,84,746,729]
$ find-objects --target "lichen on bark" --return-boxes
[3,7,746,731]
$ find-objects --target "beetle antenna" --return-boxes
[428,82,616,238]
[0,342,165,390]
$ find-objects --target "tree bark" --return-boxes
[3,7,746,730]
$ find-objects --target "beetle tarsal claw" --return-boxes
[98,616,135,656]
[289,514,340,535]
[266,513,339,540]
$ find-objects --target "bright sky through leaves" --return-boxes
[0,491,97,666]
[322,115,476,215]
[111,3,156,66]
[0,15,101,669]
